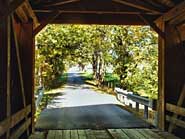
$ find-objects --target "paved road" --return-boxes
[35,72,150,130]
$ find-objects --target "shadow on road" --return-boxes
[36,104,150,130]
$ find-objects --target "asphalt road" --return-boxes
[35,72,150,130]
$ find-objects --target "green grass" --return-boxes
[49,73,68,89]
[104,73,119,82]
[82,72,120,85]
[81,72,93,80]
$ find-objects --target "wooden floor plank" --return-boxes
[122,129,143,139]
[85,129,96,139]
[71,130,79,139]
[142,129,164,139]
[92,130,112,139]
[55,130,63,139]
[47,130,56,139]
[108,129,130,139]
[78,130,87,139]
[151,129,181,139]
[63,130,71,139]
[128,129,148,139]
[136,129,158,139]
[29,128,181,139]
[29,132,45,139]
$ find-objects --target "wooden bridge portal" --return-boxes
[0,0,185,138]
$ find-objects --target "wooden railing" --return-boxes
[115,88,157,126]
[166,103,185,130]
[0,105,31,139]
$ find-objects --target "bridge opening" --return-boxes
[34,24,159,131]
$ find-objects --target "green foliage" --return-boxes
[110,26,158,99]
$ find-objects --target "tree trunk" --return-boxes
[92,52,98,79]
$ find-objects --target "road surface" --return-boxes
[35,72,150,130]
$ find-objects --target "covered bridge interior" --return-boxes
[0,0,185,138]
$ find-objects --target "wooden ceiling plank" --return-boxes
[138,14,165,39]
[155,1,185,23]
[112,0,162,14]
[0,0,26,21]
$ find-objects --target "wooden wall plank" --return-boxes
[17,21,35,133]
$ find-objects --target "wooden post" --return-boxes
[157,19,165,131]
[136,102,139,112]
[6,16,11,139]
[154,111,158,127]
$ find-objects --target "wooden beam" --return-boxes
[143,0,167,10]
[23,0,40,29]
[43,0,80,7]
[0,0,26,21]
[33,11,61,36]
[166,103,185,116]
[166,115,185,129]
[138,14,165,39]
[168,11,185,25]
[160,0,175,7]
[112,0,162,14]
[15,0,39,29]
[15,6,29,23]
[34,10,160,15]
[155,1,185,23]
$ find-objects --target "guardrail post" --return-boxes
[136,102,139,112]
[154,111,158,127]
[129,103,132,108]
[112,81,115,90]
[144,105,148,119]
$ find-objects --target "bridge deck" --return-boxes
[29,128,180,139]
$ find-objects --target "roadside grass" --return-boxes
[81,72,93,80]
[35,73,68,120]
[49,73,68,89]
[104,73,119,82]
[81,72,120,96]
